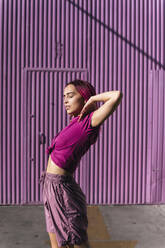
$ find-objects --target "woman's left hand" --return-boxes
[78,97,96,122]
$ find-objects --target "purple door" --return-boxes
[23,69,88,204]
[147,70,165,204]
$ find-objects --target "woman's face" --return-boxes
[63,84,86,117]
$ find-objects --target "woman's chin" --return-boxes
[66,110,73,117]
[66,109,79,117]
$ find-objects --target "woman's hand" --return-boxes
[78,97,96,122]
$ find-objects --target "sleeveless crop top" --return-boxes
[45,111,101,174]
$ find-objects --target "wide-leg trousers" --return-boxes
[39,171,89,247]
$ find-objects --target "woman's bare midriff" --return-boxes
[46,155,73,177]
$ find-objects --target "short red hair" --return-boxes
[65,79,99,112]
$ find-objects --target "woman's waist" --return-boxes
[47,155,73,177]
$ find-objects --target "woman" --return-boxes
[39,79,123,248]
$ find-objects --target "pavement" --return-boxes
[0,204,165,248]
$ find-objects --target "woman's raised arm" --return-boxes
[90,90,123,127]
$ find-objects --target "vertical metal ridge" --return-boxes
[8,0,12,201]
[12,0,16,204]
[0,0,3,204]
[162,71,165,202]
[3,0,8,204]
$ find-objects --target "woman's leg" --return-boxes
[48,232,60,248]
[48,232,74,248]
[74,240,90,248]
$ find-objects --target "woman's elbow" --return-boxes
[115,91,123,103]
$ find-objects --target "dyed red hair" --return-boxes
[65,79,99,116]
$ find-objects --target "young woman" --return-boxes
[39,80,123,248]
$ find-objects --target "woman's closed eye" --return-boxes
[63,95,74,100]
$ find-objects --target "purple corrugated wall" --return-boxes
[0,0,165,205]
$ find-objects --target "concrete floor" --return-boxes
[0,204,165,248]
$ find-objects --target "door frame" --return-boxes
[22,68,89,204]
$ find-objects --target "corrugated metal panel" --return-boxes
[0,0,165,205]
[147,70,165,204]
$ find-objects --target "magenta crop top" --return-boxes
[45,111,101,174]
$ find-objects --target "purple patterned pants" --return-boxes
[39,171,89,247]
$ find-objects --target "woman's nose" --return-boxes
[64,98,68,104]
